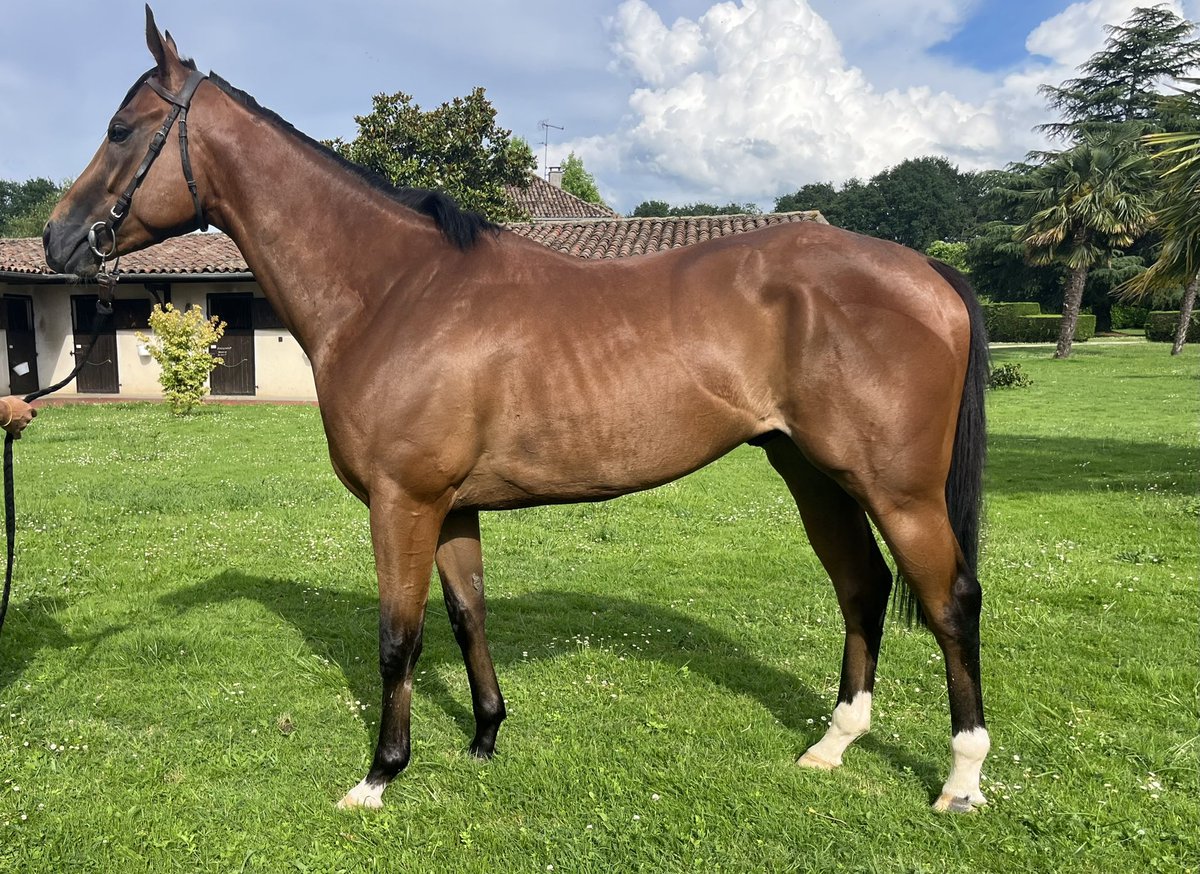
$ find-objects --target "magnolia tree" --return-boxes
[136,304,225,415]
[328,87,536,223]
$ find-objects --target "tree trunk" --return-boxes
[1055,265,1089,359]
[1171,272,1198,356]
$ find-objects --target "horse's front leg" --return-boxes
[338,487,451,810]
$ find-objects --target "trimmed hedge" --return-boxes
[981,302,1096,342]
[1111,305,1150,330]
[1017,313,1096,343]
[1145,310,1200,343]
[981,302,1041,340]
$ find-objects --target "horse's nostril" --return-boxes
[42,222,52,250]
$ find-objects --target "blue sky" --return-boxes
[1,0,1196,213]
[937,0,1077,69]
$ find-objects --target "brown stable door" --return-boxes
[71,295,119,394]
[208,293,255,395]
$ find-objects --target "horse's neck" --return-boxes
[198,99,439,369]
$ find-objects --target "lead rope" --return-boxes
[0,297,113,641]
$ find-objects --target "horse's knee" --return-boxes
[379,623,424,675]
[443,589,483,642]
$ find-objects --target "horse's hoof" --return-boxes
[337,779,386,810]
[337,793,384,811]
[796,751,840,770]
[933,793,985,814]
[468,733,497,760]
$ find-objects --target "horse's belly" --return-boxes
[453,402,758,510]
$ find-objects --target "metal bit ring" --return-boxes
[88,221,117,260]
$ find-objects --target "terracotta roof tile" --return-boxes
[506,174,620,220]
[506,211,828,259]
[0,233,249,277]
[1,211,827,277]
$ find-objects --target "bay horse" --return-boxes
[44,8,991,813]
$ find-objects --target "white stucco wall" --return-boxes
[254,329,317,399]
[1,280,317,401]
[0,327,9,391]
[116,331,162,395]
[34,288,75,393]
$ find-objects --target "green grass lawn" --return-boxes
[1,342,1196,873]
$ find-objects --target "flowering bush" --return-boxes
[136,303,226,415]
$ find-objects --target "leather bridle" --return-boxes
[87,69,209,301]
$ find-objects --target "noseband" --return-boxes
[88,69,208,300]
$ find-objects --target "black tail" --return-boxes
[896,259,989,626]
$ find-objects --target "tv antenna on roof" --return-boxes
[538,119,564,179]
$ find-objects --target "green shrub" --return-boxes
[136,304,226,415]
[982,303,1096,342]
[981,302,1041,341]
[1110,305,1150,330]
[1014,313,1096,343]
[925,240,969,274]
[987,363,1033,389]
[1145,310,1200,342]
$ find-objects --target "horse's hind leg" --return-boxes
[435,510,507,758]
[869,496,989,812]
[761,435,893,769]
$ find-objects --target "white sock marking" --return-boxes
[800,692,872,768]
[939,727,990,805]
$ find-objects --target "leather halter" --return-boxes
[88,69,209,274]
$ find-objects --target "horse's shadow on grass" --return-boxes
[988,434,1198,495]
[0,597,127,695]
[160,570,944,797]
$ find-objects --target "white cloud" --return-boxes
[564,0,1188,211]
[809,0,979,52]
[570,0,1017,207]
[609,1,708,86]
[1026,0,1184,66]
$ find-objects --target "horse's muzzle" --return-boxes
[43,219,97,277]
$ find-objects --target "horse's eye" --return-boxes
[108,124,132,144]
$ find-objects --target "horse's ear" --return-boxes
[146,6,166,69]
[144,5,186,87]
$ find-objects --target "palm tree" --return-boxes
[1013,133,1156,358]
[1124,83,1200,355]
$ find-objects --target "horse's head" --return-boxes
[45,6,210,277]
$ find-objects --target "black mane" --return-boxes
[199,73,498,251]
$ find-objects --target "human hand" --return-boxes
[1,397,36,437]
